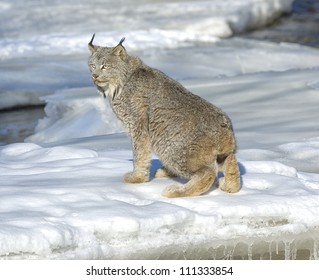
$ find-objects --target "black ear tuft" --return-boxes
[112,37,127,59]
[118,37,125,46]
[88,33,97,53]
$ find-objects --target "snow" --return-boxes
[0,0,293,59]
[0,0,293,109]
[1,138,319,259]
[1,0,319,260]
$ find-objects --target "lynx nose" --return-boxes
[92,74,99,80]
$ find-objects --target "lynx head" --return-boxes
[88,34,132,98]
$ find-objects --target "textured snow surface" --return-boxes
[1,0,319,259]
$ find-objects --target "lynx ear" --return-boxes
[88,33,97,53]
[112,37,126,59]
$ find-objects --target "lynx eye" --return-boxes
[89,64,96,70]
[101,65,110,70]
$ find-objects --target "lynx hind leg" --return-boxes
[155,167,176,178]
[162,165,217,198]
[217,153,240,193]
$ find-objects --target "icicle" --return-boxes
[269,241,272,260]
[247,242,253,260]
[276,241,279,255]
[227,246,234,260]
[284,242,291,260]
[211,248,217,260]
[291,242,297,260]
[224,246,230,260]
[181,249,187,260]
[309,239,315,260]
[313,239,318,260]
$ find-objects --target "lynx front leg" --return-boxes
[124,130,151,184]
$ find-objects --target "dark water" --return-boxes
[0,106,45,145]
[1,0,319,145]
[243,0,319,48]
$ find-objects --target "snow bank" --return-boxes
[1,138,319,260]
[0,0,293,60]
[26,87,123,144]
[239,138,319,173]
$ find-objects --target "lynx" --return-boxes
[88,35,240,197]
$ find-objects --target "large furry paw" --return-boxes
[217,177,240,193]
[123,172,149,184]
[154,167,175,178]
[161,184,186,198]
